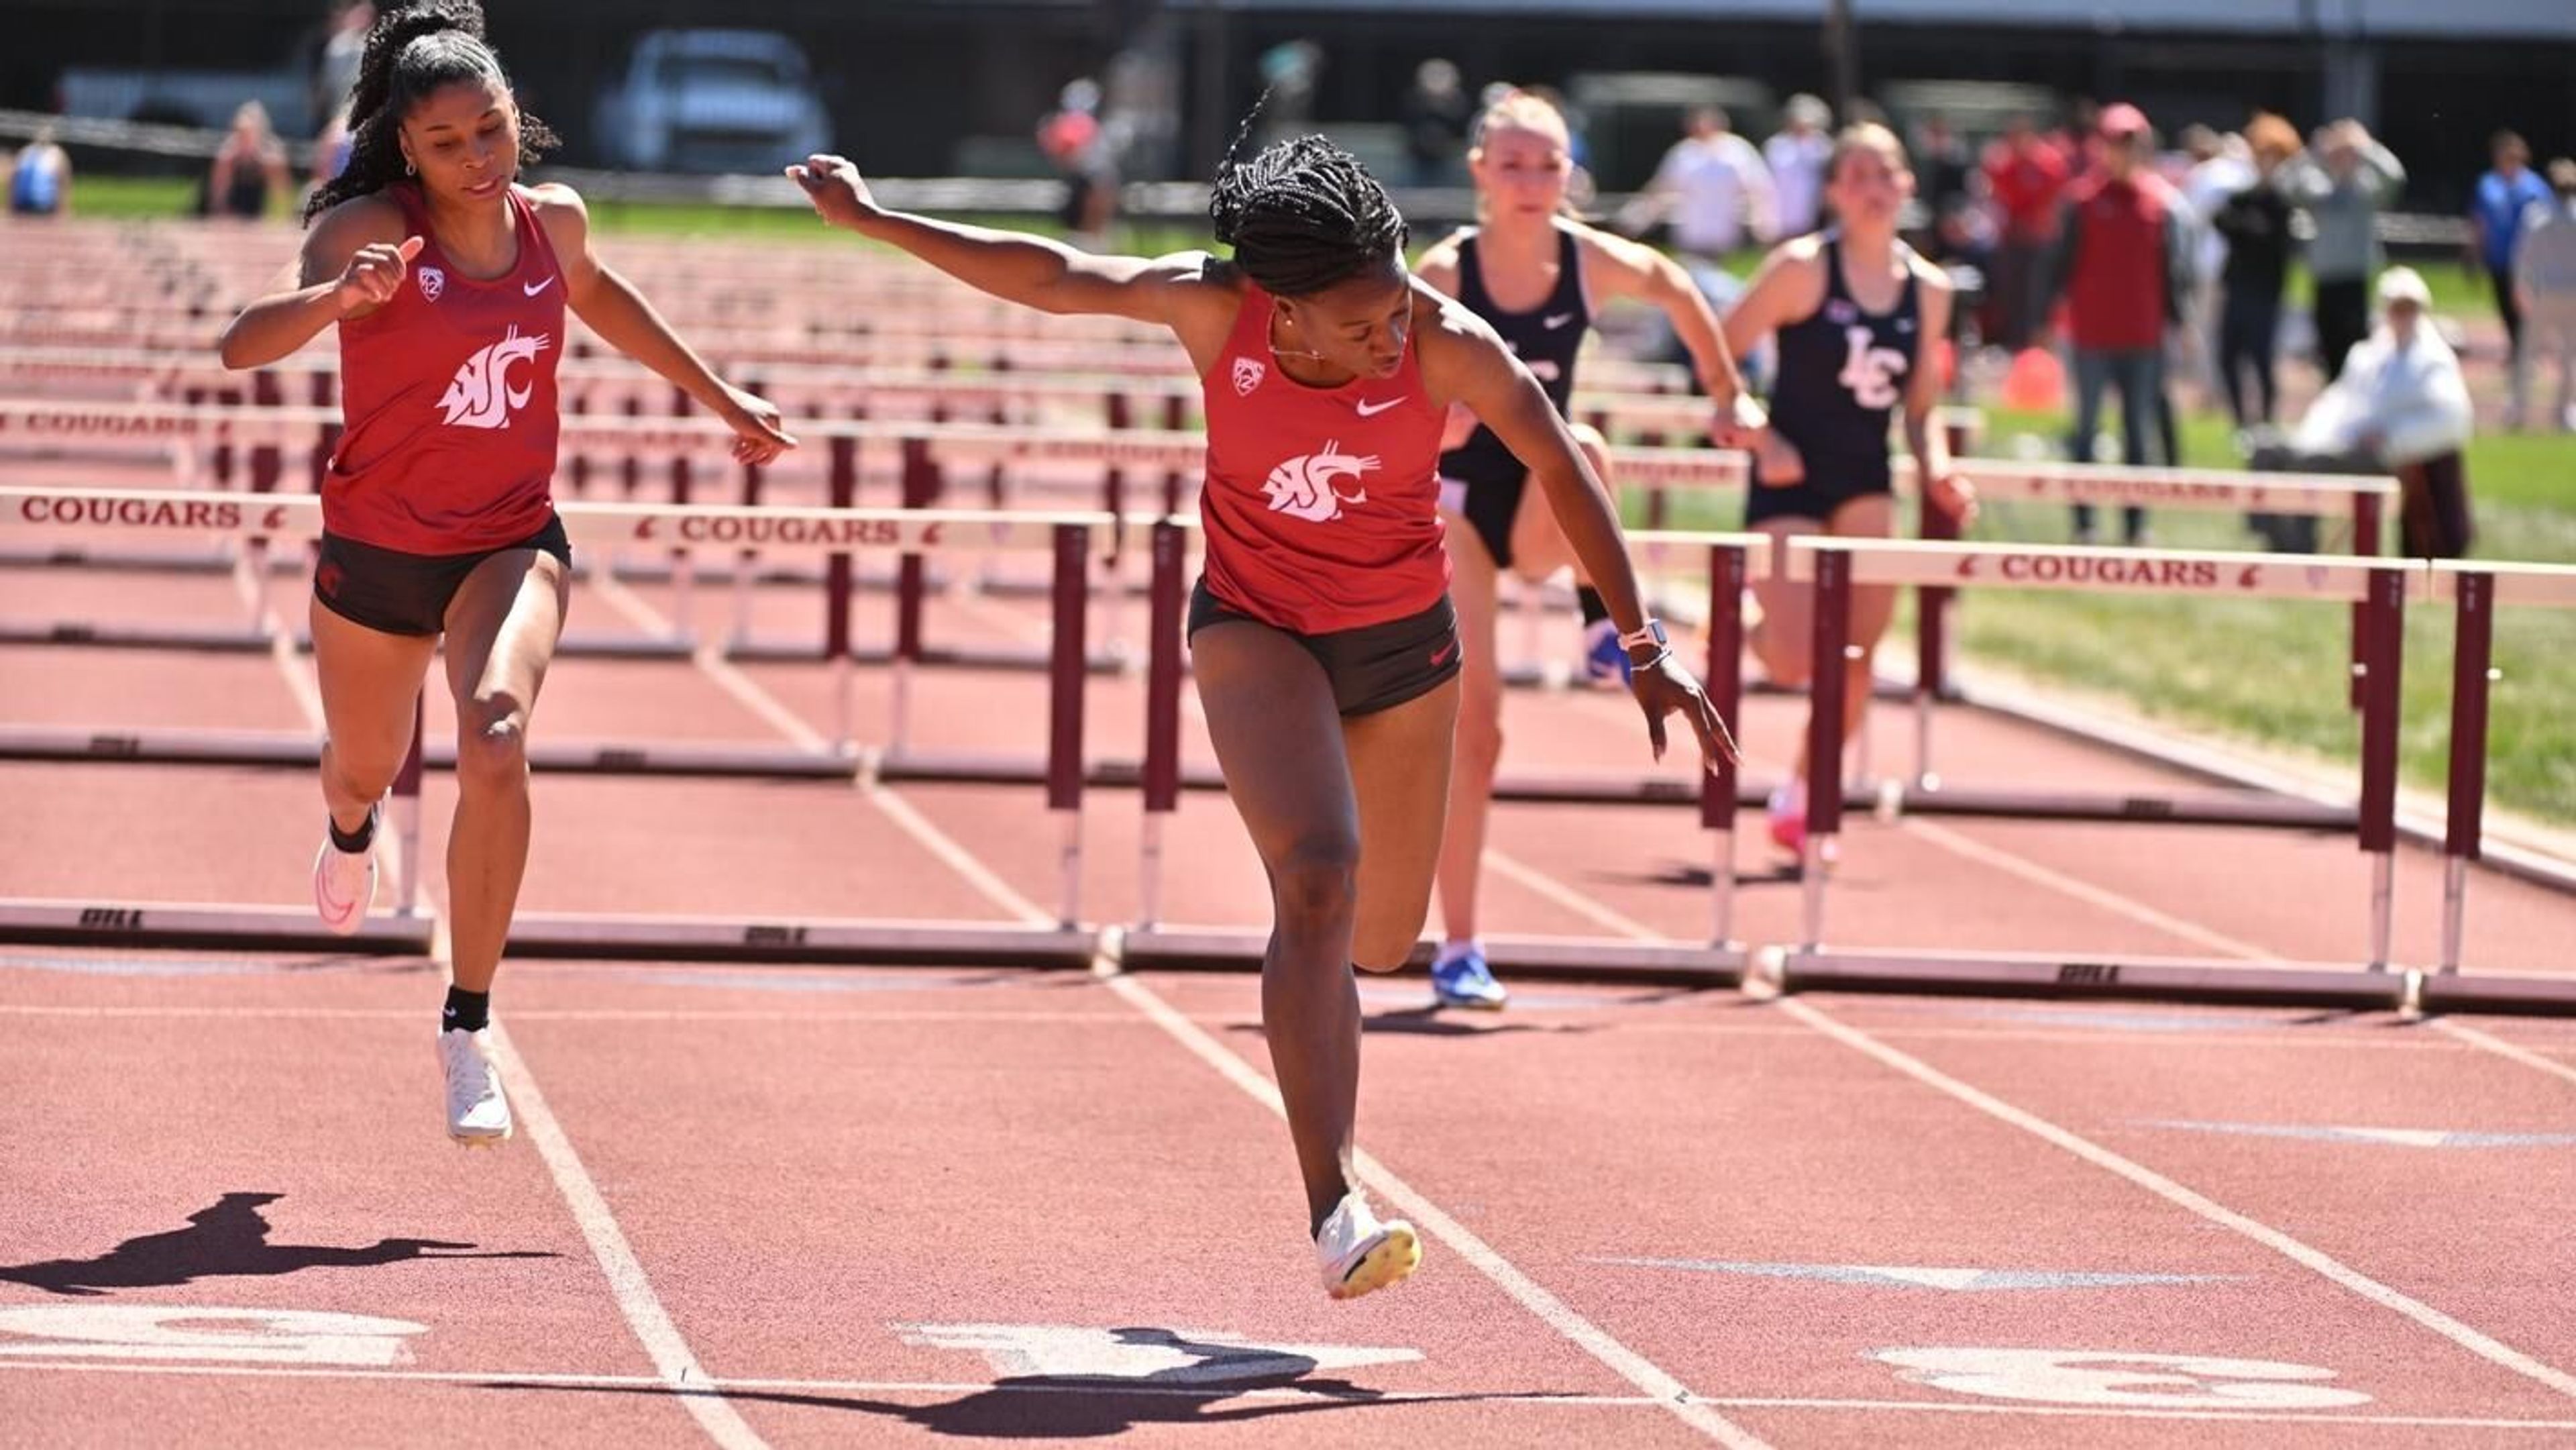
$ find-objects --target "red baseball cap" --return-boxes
[2099,103,2151,138]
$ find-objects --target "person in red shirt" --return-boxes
[793,129,1734,1302]
[2044,102,2188,543]
[1980,115,2070,349]
[217,1,792,1146]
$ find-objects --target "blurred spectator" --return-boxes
[2471,130,2553,425]
[2179,123,2252,399]
[207,102,291,221]
[1980,114,2069,349]
[1401,58,1472,187]
[1254,40,1324,148]
[2512,158,2576,433]
[1037,79,1117,251]
[2287,118,2404,382]
[2279,268,2474,557]
[1764,93,1833,237]
[1915,113,1973,243]
[2212,114,2302,427]
[2045,102,2188,545]
[312,1,373,125]
[311,103,355,196]
[5,123,71,217]
[1621,106,1775,262]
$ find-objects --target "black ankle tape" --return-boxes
[328,805,378,854]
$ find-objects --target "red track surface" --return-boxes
[7,537,2576,1448]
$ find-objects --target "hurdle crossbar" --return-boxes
[0,488,1112,962]
[1770,535,2420,1004]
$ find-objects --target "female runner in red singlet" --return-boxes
[793,128,1735,1301]
[217,1,792,1146]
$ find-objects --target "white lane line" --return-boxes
[252,557,327,732]
[1778,995,2576,1402]
[590,573,831,754]
[1094,964,1769,1449]
[486,1021,768,1449]
[378,567,769,1445]
[1893,818,2276,960]
[15,1359,2576,1430]
[596,570,1050,928]
[1483,849,1670,942]
[863,786,1055,926]
[2428,1019,2576,1091]
[1886,816,2576,1100]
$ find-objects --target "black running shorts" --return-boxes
[314,517,572,637]
[1187,578,1461,718]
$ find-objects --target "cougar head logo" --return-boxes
[437,326,551,429]
[1262,441,1379,523]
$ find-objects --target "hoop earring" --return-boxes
[403,157,416,176]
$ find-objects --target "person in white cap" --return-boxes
[2288,265,2474,556]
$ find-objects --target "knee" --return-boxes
[1351,941,1411,976]
[1754,632,1811,688]
[323,745,400,803]
[1270,834,1360,938]
[453,704,529,794]
[1454,705,1505,770]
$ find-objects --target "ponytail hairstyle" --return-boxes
[1208,108,1407,297]
[305,0,558,222]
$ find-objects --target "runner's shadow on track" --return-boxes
[0,1192,557,1296]
[498,1327,1547,1437]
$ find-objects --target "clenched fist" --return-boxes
[335,236,425,314]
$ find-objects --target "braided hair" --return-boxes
[304,0,557,222]
[1208,132,1407,298]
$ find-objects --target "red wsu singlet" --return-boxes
[1197,281,1450,634]
[327,181,565,553]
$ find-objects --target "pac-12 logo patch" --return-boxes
[1232,357,1266,396]
[417,266,445,303]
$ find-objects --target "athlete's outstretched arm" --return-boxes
[1424,307,1737,767]
[533,184,793,465]
[1580,228,1760,438]
[788,154,1203,326]
[1717,241,1826,483]
[217,200,411,369]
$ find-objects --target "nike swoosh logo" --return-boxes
[1354,397,1407,417]
[1543,312,1576,329]
[1430,638,1460,667]
[523,276,557,297]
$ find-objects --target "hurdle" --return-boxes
[1113,519,1762,984]
[1756,535,2419,1008]
[2416,560,2576,1014]
[0,483,1121,779]
[0,486,1110,964]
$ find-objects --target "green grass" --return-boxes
[1642,408,2576,825]
[1834,407,2574,826]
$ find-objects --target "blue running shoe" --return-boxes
[1582,619,1633,688]
[1431,947,1509,1011]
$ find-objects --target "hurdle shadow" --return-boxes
[1222,1012,1587,1041]
[1648,861,1809,889]
[0,1192,557,1296]
[490,1327,1542,1437]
